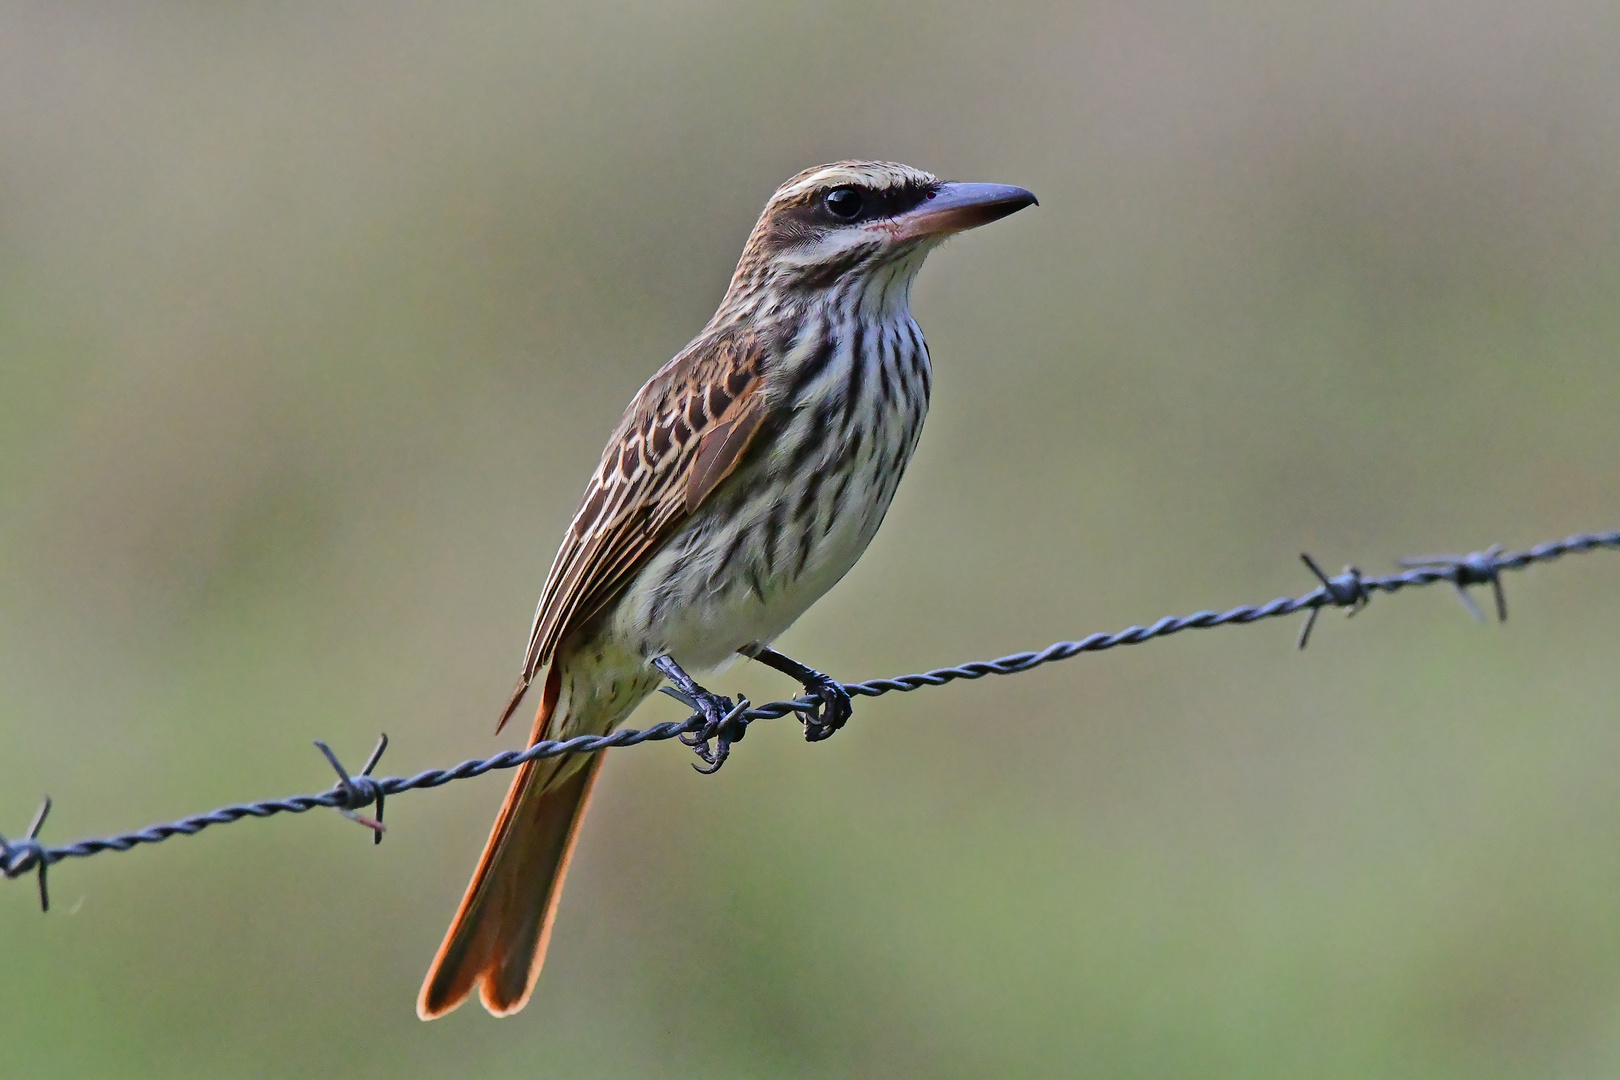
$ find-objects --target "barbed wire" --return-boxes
[4,527,1616,911]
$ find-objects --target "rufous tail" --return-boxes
[417,664,604,1019]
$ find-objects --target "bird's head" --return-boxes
[722,161,1036,317]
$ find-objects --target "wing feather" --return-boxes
[496,332,768,733]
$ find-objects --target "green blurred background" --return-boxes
[2,3,1619,1077]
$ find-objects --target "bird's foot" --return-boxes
[653,655,750,774]
[677,690,750,774]
[740,647,853,744]
[797,669,853,743]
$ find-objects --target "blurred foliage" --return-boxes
[3,2,1620,1077]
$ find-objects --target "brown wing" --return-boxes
[495,331,769,733]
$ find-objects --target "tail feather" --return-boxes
[418,665,605,1020]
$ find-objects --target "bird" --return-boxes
[417,160,1036,1020]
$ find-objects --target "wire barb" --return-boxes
[4,526,1616,899]
[314,734,389,843]
[1399,544,1508,623]
[657,686,699,709]
[0,796,53,911]
[1295,553,1369,649]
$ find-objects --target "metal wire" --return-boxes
[4,527,1616,910]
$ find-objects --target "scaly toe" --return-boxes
[802,676,852,743]
[674,690,751,773]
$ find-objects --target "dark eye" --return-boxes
[824,188,864,221]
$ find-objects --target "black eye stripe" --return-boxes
[814,181,939,227]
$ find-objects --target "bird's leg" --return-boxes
[742,646,853,743]
[652,654,746,774]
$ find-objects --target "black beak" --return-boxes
[889,182,1038,240]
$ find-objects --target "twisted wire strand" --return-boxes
[5,528,1616,904]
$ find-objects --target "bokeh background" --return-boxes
[3,2,1619,1077]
